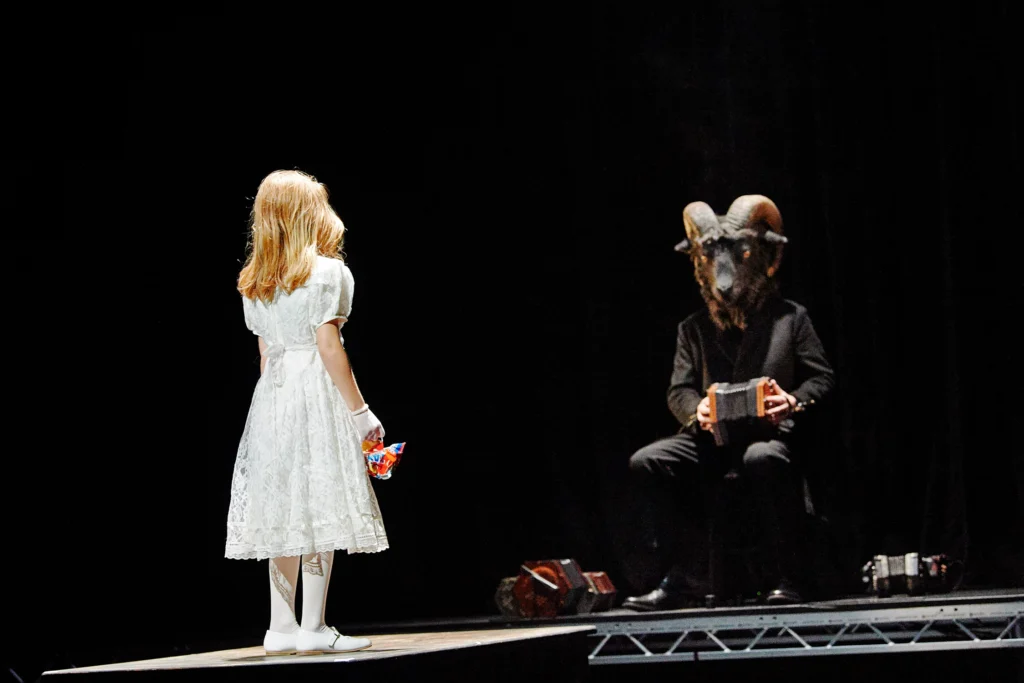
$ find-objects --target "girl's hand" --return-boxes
[351,404,385,442]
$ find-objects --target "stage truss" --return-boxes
[587,598,1024,663]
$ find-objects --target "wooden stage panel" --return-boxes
[43,625,595,682]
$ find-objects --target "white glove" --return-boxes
[351,404,384,442]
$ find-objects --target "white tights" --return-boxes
[267,551,336,634]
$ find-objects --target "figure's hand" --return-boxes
[696,395,714,432]
[351,404,385,442]
[764,379,797,425]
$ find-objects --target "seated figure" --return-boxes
[624,195,834,610]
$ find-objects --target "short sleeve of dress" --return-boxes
[313,260,355,332]
[242,295,261,336]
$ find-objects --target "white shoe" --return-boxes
[263,629,298,655]
[296,626,372,653]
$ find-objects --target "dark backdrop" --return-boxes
[9,1,1022,680]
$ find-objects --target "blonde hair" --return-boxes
[237,170,346,302]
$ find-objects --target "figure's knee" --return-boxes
[629,445,660,477]
[742,441,789,471]
[629,435,700,482]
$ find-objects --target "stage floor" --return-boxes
[326,587,1024,632]
[333,587,1023,664]
[43,625,595,681]
[40,589,1022,677]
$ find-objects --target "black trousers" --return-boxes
[628,429,807,592]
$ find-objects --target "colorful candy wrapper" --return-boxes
[363,440,406,480]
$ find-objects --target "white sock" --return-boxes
[300,551,335,631]
[268,556,300,634]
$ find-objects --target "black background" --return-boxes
[8,1,1022,680]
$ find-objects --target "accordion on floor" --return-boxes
[861,553,956,596]
[707,377,771,446]
[494,560,618,618]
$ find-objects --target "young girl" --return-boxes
[225,170,389,655]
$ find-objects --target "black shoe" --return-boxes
[622,578,707,612]
[623,586,691,611]
[765,582,803,605]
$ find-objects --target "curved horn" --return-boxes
[680,201,719,253]
[722,195,783,236]
[724,195,786,274]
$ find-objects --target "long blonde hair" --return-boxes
[237,170,345,302]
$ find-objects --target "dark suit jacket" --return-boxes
[667,297,835,432]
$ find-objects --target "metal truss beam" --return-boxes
[588,599,1024,663]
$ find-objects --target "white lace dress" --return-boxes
[225,256,389,560]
